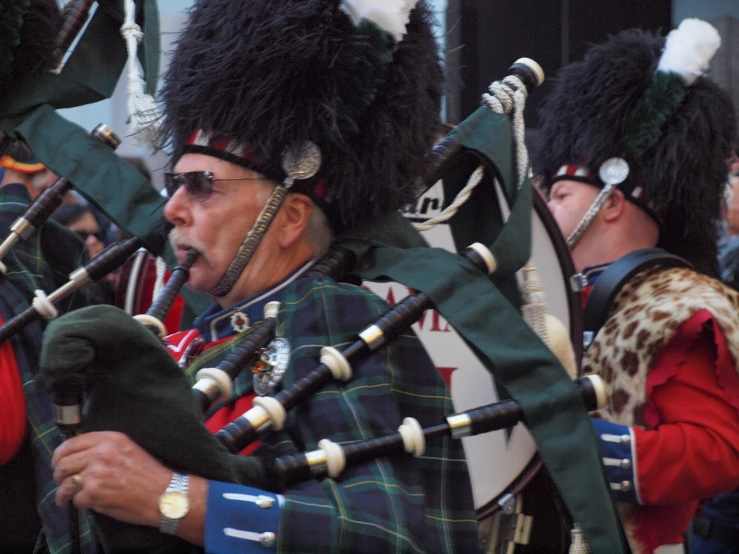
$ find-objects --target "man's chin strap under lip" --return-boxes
[566,182,618,250]
[209,184,291,297]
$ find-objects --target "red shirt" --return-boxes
[0,315,27,465]
[620,310,739,550]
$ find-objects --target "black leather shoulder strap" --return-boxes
[583,248,692,346]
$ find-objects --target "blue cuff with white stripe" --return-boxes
[205,480,282,553]
[591,418,640,504]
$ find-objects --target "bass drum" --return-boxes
[364,185,582,553]
[115,249,185,336]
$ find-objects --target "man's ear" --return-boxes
[277,193,313,249]
[601,188,627,223]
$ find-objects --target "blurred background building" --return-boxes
[60,0,739,188]
[444,0,738,127]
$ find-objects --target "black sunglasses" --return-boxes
[164,171,257,202]
[75,229,106,243]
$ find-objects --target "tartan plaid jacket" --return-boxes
[0,184,100,553]
[189,276,481,553]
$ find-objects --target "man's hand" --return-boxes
[52,431,171,527]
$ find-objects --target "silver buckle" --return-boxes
[583,331,594,349]
[569,273,588,292]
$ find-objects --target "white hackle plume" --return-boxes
[121,0,161,149]
[657,18,721,85]
[340,0,419,42]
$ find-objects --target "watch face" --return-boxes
[159,491,190,519]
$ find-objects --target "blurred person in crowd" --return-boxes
[718,142,739,289]
[0,139,110,551]
[52,203,118,305]
[0,139,56,199]
[53,203,107,259]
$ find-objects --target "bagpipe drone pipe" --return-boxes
[0,124,121,264]
[0,124,198,351]
[33,53,629,553]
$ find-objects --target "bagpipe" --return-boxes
[0,2,626,552]
[132,248,199,340]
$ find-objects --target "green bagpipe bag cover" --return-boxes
[40,305,267,553]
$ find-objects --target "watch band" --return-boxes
[159,473,190,535]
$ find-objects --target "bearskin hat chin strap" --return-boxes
[565,160,630,249]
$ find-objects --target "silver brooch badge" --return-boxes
[253,337,291,396]
[229,311,250,334]
[598,157,630,186]
[281,141,321,188]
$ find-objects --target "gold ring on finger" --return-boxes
[70,473,83,492]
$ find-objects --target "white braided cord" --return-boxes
[483,78,550,348]
[417,75,530,232]
[482,75,530,191]
[414,166,483,232]
[122,0,160,149]
[565,182,617,249]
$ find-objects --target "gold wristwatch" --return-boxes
[158,473,190,535]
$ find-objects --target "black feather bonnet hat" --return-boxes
[157,0,443,231]
[534,20,736,271]
[0,0,61,81]
[0,0,61,158]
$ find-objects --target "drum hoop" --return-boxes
[476,455,543,521]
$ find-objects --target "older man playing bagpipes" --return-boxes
[45,1,482,551]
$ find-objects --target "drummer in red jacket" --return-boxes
[533,20,739,553]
